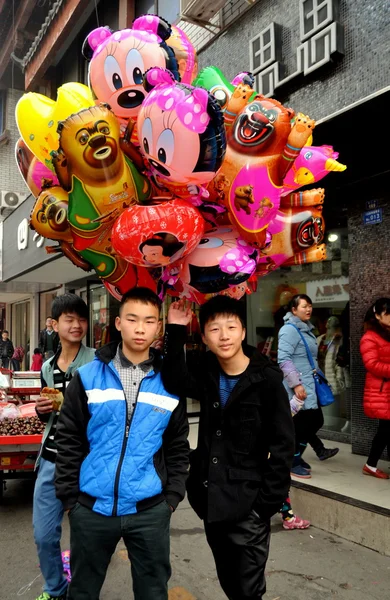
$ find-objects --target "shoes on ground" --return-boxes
[283,515,311,530]
[35,593,67,600]
[299,458,311,470]
[362,464,389,479]
[317,447,339,461]
[291,465,311,479]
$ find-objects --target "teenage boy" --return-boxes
[55,287,189,600]
[33,294,95,600]
[162,296,295,600]
[0,330,14,368]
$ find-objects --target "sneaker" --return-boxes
[283,515,311,530]
[291,465,311,479]
[362,464,389,479]
[317,447,339,461]
[299,458,311,470]
[35,593,67,600]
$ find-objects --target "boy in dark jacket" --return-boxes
[0,330,14,368]
[55,287,189,600]
[162,296,294,600]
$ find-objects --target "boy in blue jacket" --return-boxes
[33,293,95,600]
[55,287,189,600]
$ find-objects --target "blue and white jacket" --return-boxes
[54,342,189,516]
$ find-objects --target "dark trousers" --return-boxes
[68,501,172,600]
[204,510,271,600]
[367,419,390,467]
[294,408,324,463]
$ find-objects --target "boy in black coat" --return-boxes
[162,296,294,600]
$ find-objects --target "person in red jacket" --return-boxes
[360,298,390,479]
[31,348,44,371]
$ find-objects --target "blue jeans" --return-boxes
[33,457,67,597]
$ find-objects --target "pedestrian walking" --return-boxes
[55,287,189,600]
[361,298,390,480]
[31,348,44,371]
[11,345,25,371]
[278,294,339,479]
[162,295,294,600]
[39,316,60,359]
[33,294,95,600]
[0,330,14,369]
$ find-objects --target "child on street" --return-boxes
[55,287,189,600]
[33,294,95,600]
[162,295,295,600]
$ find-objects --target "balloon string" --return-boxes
[94,0,100,27]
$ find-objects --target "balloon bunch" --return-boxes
[15,14,346,304]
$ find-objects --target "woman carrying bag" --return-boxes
[361,298,390,479]
[278,294,339,479]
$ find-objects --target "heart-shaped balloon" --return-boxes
[112,198,205,267]
[15,82,95,170]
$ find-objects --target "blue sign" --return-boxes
[363,208,383,225]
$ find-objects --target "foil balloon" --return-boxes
[51,103,152,253]
[137,67,226,208]
[15,138,59,197]
[168,226,259,303]
[83,15,182,127]
[15,82,95,169]
[255,204,327,277]
[169,25,198,84]
[281,145,347,192]
[193,66,256,125]
[111,198,205,267]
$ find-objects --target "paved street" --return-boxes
[1,478,389,600]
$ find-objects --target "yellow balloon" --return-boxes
[15,82,95,170]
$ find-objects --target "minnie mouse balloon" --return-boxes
[137,67,226,204]
[111,198,205,268]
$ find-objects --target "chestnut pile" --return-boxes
[0,416,45,436]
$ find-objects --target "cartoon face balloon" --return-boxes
[111,198,205,268]
[83,15,182,123]
[137,68,226,198]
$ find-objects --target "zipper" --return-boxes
[111,368,154,517]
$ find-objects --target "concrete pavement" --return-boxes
[1,478,389,600]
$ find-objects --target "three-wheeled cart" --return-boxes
[0,433,42,501]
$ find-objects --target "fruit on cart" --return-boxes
[0,415,45,436]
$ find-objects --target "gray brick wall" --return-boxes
[0,88,30,196]
[197,0,389,120]
[348,180,389,457]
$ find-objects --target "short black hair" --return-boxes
[199,295,245,333]
[52,293,88,321]
[46,316,52,319]
[288,294,313,311]
[119,287,161,315]
[2,329,9,334]
[34,347,42,354]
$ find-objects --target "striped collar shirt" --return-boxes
[112,344,154,416]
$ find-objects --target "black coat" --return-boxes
[0,338,14,359]
[39,329,59,355]
[162,325,295,524]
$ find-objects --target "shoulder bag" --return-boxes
[287,324,335,407]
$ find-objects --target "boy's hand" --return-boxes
[168,300,192,326]
[36,396,54,414]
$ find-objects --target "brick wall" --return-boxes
[348,179,389,456]
[0,88,29,195]
[196,0,389,120]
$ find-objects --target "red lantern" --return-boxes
[112,198,205,268]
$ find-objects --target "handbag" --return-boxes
[286,324,335,407]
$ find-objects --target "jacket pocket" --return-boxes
[153,450,168,487]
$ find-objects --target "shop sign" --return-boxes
[306,276,349,304]
[363,208,382,226]
[2,193,57,282]
[249,0,344,96]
